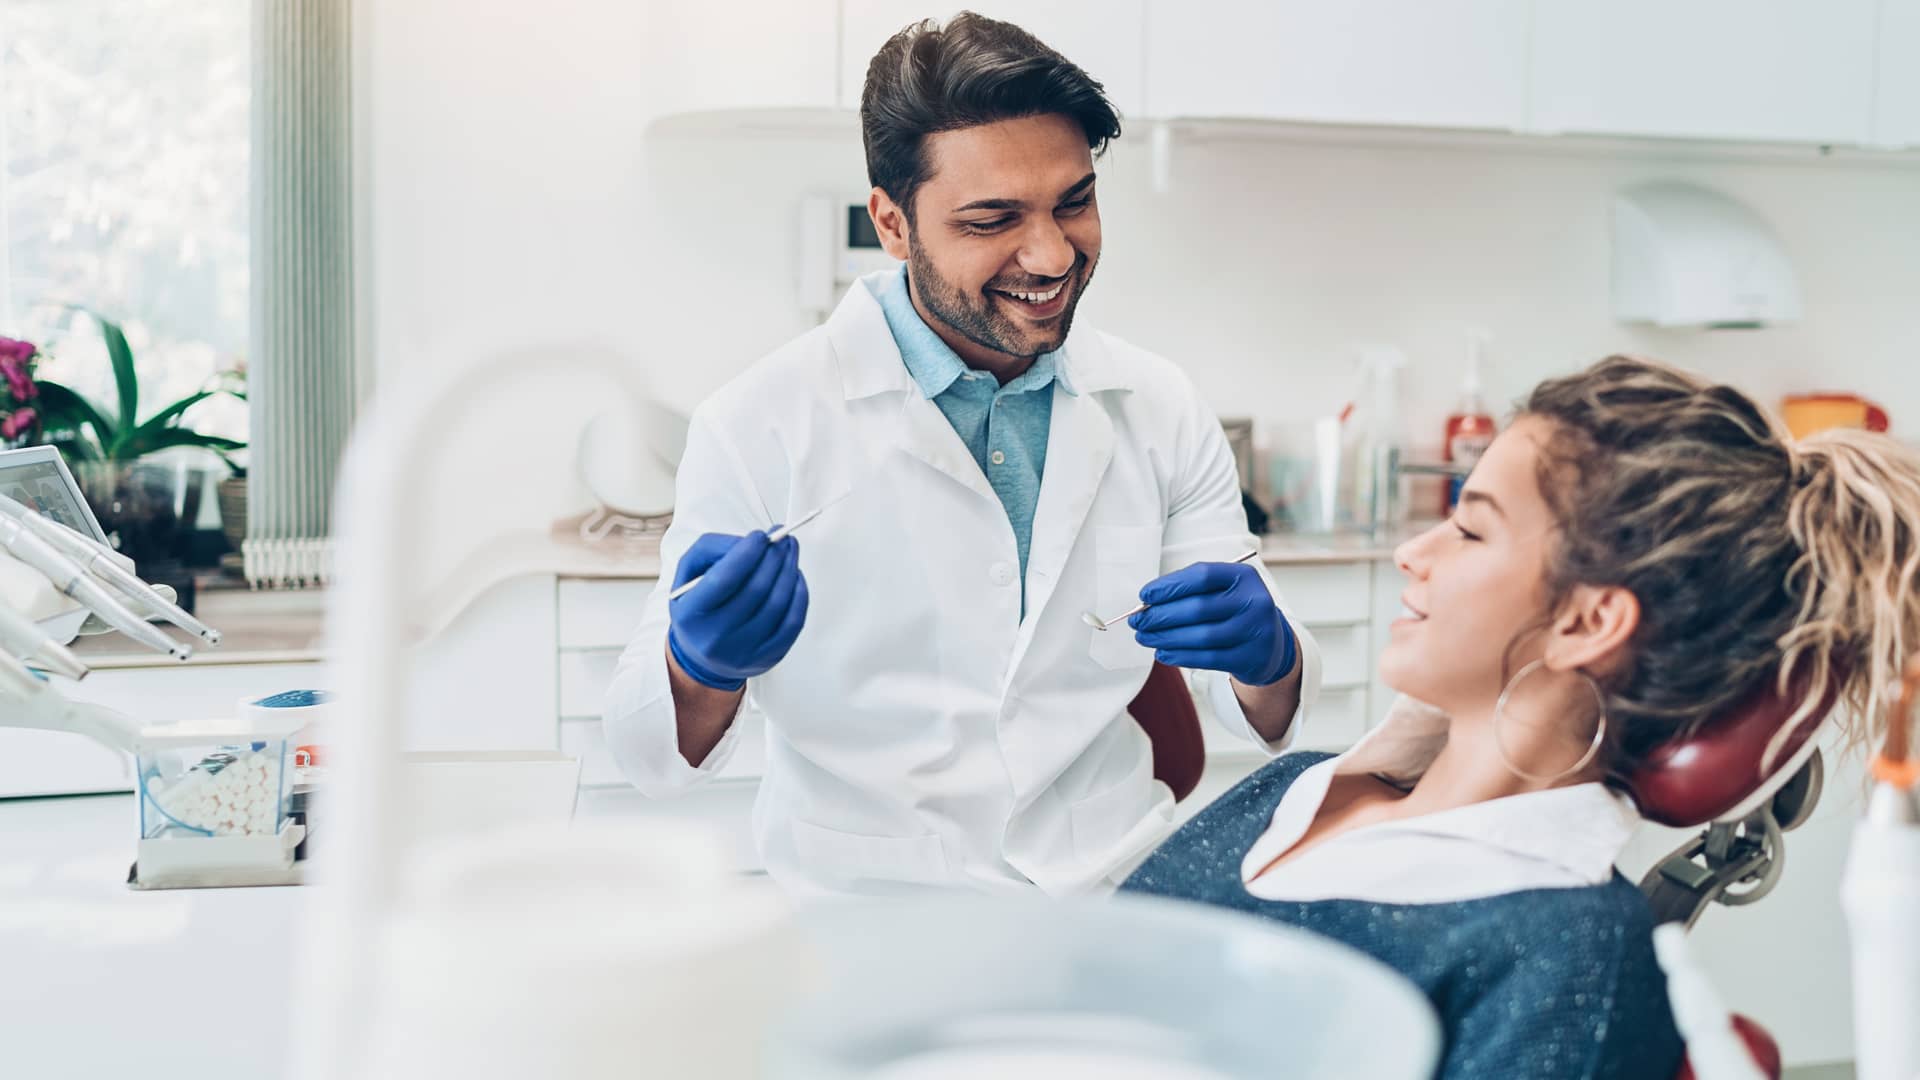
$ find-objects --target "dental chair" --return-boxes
[1126,663,1832,1080]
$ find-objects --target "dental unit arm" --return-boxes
[0,492,224,754]
[0,495,195,660]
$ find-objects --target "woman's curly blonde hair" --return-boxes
[1521,356,1920,776]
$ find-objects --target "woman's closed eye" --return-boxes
[1453,520,1482,542]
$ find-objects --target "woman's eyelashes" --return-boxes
[1453,519,1483,542]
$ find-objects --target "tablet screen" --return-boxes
[0,454,100,539]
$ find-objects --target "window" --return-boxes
[1,0,248,445]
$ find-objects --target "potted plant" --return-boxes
[25,311,245,582]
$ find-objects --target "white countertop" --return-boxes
[0,787,772,1079]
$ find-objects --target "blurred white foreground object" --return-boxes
[1842,658,1920,1080]
[361,822,805,1080]
[291,350,806,1080]
[1652,923,1765,1080]
[769,894,1440,1080]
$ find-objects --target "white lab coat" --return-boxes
[603,272,1322,898]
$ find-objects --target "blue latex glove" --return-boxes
[667,530,810,691]
[1129,560,1297,686]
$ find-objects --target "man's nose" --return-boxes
[1017,217,1075,280]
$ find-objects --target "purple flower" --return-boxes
[0,407,36,440]
[0,356,33,403]
[0,337,34,363]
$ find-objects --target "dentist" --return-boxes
[604,13,1320,897]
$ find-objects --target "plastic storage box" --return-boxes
[132,716,307,889]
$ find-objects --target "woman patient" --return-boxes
[1123,356,1920,1078]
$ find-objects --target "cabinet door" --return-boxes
[1144,0,1529,129]
[839,2,1147,119]
[1530,1,1878,144]
[1875,0,1920,148]
[648,0,840,115]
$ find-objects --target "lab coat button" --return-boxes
[989,562,1015,586]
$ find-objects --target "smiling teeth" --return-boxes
[1007,282,1064,303]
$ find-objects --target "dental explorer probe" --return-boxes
[0,496,222,646]
[0,514,192,660]
[667,498,842,602]
[0,602,90,680]
[1082,549,1262,631]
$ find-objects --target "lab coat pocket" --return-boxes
[1069,748,1164,866]
[1089,524,1161,671]
[790,819,950,891]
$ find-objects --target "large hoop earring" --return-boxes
[1493,659,1609,784]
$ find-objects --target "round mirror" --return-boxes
[576,400,687,521]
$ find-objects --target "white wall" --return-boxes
[361,4,1920,455]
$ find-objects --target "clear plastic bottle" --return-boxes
[1441,333,1496,515]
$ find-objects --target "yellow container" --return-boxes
[1781,394,1890,439]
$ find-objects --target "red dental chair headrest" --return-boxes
[1626,671,1837,829]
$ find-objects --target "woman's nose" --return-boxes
[1395,522,1445,578]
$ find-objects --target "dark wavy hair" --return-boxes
[1520,356,1920,777]
[859,12,1122,221]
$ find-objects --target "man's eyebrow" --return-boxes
[950,172,1097,214]
[952,197,1023,213]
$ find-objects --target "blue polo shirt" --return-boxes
[874,265,1069,615]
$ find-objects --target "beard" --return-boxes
[906,240,1095,360]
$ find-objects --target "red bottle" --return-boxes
[1442,336,1496,515]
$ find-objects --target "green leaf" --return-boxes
[74,308,140,434]
[117,427,246,459]
[135,390,217,435]
[29,381,112,460]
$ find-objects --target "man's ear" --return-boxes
[868,188,911,261]
[1545,584,1640,678]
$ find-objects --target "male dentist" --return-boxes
[604,13,1320,897]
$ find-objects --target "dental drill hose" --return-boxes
[0,601,89,680]
[0,496,221,646]
[0,515,191,660]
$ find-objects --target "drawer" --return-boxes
[560,717,627,787]
[1297,686,1369,752]
[557,578,655,650]
[559,648,622,718]
[1265,561,1371,625]
[1310,622,1371,689]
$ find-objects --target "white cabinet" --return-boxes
[839,1,1147,118]
[1144,0,1530,130]
[645,0,840,116]
[1875,0,1920,147]
[1529,1,1879,144]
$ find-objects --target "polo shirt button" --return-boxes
[990,450,1006,465]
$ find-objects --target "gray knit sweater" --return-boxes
[1122,751,1684,1079]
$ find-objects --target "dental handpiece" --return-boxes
[0,515,191,661]
[0,497,222,646]
[0,602,90,680]
[0,646,45,695]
